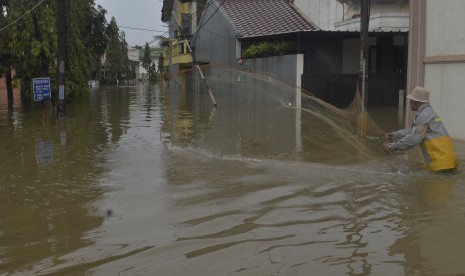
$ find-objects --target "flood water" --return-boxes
[1,80,465,276]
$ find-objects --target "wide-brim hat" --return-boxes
[407,86,430,103]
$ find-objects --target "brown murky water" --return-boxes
[1,82,465,276]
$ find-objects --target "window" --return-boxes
[181,13,192,36]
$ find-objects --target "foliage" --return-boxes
[7,0,57,95]
[103,17,130,84]
[3,0,114,97]
[0,0,14,97]
[141,43,158,84]
[66,0,94,95]
[242,41,291,59]
[157,36,170,47]
[141,43,152,72]
[158,53,164,74]
[148,61,157,83]
[85,4,108,80]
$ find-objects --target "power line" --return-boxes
[118,25,166,33]
[0,0,46,33]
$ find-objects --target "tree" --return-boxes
[85,4,108,80]
[104,17,129,85]
[148,61,157,83]
[66,0,95,96]
[8,0,57,96]
[0,0,14,102]
[158,53,164,74]
[5,0,107,98]
[141,42,152,73]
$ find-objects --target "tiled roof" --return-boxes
[217,0,316,38]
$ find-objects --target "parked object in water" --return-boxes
[88,80,99,88]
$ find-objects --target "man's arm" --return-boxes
[383,124,429,152]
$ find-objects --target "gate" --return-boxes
[301,74,405,108]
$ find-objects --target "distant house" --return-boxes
[128,46,163,81]
[128,46,146,81]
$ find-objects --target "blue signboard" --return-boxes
[33,77,51,101]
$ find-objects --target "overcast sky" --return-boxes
[94,0,167,47]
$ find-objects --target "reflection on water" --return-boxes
[1,78,465,275]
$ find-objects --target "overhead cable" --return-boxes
[0,0,46,33]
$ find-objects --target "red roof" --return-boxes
[218,0,316,38]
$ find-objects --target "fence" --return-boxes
[301,73,405,107]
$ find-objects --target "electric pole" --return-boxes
[56,0,66,117]
[358,0,370,137]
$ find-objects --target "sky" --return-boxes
[94,0,167,47]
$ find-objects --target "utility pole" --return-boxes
[56,0,67,117]
[358,0,370,138]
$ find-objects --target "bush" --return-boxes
[242,41,290,58]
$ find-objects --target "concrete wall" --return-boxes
[423,0,465,140]
[193,2,238,66]
[251,54,304,106]
[293,0,343,30]
[252,54,302,83]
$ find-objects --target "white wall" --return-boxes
[342,3,409,20]
[293,0,343,30]
[425,1,465,56]
[424,0,465,140]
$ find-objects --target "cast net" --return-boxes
[161,62,396,165]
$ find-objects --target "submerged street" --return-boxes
[1,82,465,275]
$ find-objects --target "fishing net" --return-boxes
[161,62,396,165]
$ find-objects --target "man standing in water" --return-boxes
[383,86,458,172]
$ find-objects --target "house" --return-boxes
[161,0,201,74]
[289,0,409,32]
[161,0,315,72]
[128,46,147,81]
[161,0,409,108]
[292,0,409,107]
[408,0,465,140]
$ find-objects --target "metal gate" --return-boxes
[301,73,405,108]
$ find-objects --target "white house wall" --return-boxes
[293,0,343,30]
[342,3,409,20]
[424,0,465,140]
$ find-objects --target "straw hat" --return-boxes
[407,86,430,103]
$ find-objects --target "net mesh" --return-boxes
[161,62,391,164]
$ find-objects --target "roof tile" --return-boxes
[218,0,315,38]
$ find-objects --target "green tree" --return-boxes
[8,0,57,96]
[84,4,108,81]
[148,61,157,83]
[141,42,152,73]
[104,17,129,85]
[66,0,95,96]
[0,0,14,102]
[5,0,107,97]
[157,53,164,74]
